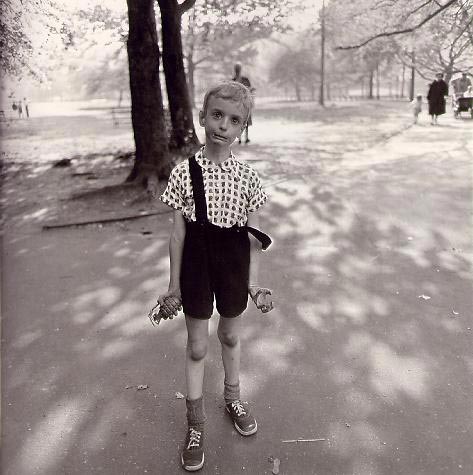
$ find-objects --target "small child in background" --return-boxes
[410,94,423,124]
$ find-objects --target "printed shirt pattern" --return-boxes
[160,148,267,227]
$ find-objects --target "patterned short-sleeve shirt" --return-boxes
[160,148,267,227]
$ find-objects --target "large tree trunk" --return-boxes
[400,62,406,98]
[376,62,380,100]
[186,7,197,108]
[187,57,196,108]
[126,0,172,188]
[409,51,415,102]
[295,82,301,101]
[158,0,199,152]
[368,70,374,99]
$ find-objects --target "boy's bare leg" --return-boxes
[185,316,210,400]
[218,314,258,435]
[182,316,208,471]
[217,315,242,386]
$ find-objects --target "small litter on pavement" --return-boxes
[418,294,431,300]
[175,391,185,399]
[137,385,149,390]
[268,457,280,474]
[282,438,326,443]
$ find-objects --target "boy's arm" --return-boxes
[247,211,262,286]
[247,211,274,313]
[168,210,186,293]
[157,210,186,316]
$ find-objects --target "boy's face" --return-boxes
[199,96,247,147]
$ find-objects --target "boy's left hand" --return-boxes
[249,286,274,313]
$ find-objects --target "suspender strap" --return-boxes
[187,154,272,250]
[246,226,272,251]
[188,155,208,224]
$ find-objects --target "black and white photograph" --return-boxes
[1,1,472,474]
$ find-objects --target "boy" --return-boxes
[157,81,273,472]
[410,94,422,124]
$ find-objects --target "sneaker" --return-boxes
[245,138,250,144]
[181,427,204,472]
[225,400,257,436]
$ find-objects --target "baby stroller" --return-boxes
[453,96,473,118]
[450,73,473,118]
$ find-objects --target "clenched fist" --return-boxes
[148,292,182,326]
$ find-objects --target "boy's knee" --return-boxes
[217,329,239,348]
[188,340,208,361]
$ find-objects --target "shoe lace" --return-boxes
[231,400,247,417]
[187,428,202,449]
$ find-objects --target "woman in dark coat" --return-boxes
[427,73,449,125]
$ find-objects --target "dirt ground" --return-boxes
[1,100,473,475]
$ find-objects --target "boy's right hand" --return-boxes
[157,291,182,320]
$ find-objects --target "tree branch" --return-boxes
[178,0,196,16]
[402,0,432,23]
[194,55,212,66]
[336,0,458,50]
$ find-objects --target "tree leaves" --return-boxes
[327,0,466,50]
[1,0,71,80]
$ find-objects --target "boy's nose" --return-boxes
[220,117,229,130]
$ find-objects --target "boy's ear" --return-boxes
[199,110,205,126]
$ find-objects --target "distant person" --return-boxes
[17,100,23,119]
[232,63,255,144]
[454,72,472,97]
[23,97,30,118]
[427,73,448,125]
[410,94,423,124]
[154,81,273,472]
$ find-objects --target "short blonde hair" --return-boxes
[202,81,254,122]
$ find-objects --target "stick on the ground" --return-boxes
[42,210,171,230]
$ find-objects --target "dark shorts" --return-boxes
[180,221,250,319]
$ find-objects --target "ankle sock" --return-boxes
[224,380,240,404]
[186,396,206,431]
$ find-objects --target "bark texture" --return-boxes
[126,0,172,187]
[158,0,199,152]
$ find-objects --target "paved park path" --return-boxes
[2,107,472,475]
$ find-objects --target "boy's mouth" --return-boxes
[212,133,228,142]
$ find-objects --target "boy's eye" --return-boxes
[231,117,240,124]
[212,111,222,119]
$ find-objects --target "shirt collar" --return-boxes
[196,147,236,173]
